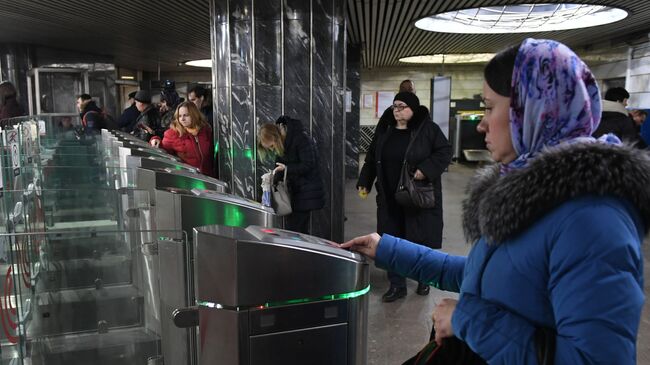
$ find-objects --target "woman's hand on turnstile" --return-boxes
[339,233,380,259]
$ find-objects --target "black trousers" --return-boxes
[378,199,443,289]
[285,210,311,234]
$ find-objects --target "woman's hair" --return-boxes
[257,123,285,161]
[484,44,519,97]
[604,87,630,102]
[171,101,208,136]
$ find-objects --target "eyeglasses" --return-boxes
[391,104,409,112]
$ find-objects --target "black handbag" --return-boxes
[402,246,556,365]
[394,122,436,209]
[402,337,486,365]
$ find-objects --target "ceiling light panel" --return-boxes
[399,53,496,63]
[415,4,628,34]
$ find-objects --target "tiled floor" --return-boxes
[344,163,650,365]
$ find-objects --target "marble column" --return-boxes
[346,44,361,179]
[210,0,346,241]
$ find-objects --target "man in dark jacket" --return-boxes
[131,90,162,143]
[118,91,139,132]
[592,87,639,143]
[76,93,105,133]
[0,81,26,120]
[188,85,213,130]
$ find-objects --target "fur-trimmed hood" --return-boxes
[462,142,650,244]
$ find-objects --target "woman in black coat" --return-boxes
[357,92,452,302]
[258,116,325,234]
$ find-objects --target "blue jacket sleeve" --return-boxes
[375,234,466,292]
[452,202,644,364]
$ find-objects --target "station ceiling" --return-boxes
[0,0,646,71]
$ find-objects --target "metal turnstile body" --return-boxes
[126,155,199,174]
[110,130,155,145]
[132,167,228,204]
[194,225,369,365]
[155,190,280,365]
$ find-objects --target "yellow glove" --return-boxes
[358,188,368,199]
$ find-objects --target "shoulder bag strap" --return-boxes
[273,165,288,184]
[400,121,428,175]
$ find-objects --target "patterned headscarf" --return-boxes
[505,38,616,171]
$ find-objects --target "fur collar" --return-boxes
[462,142,650,244]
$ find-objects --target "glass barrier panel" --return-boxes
[0,228,185,364]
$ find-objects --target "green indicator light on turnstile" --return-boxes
[263,285,371,308]
[214,142,219,158]
[244,148,253,160]
[196,285,371,310]
[223,204,245,227]
[172,176,206,190]
[191,181,207,190]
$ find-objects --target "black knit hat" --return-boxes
[393,92,420,111]
[161,89,181,108]
[134,90,151,104]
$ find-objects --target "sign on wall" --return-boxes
[362,94,374,109]
[376,91,395,118]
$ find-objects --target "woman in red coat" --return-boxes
[153,101,214,176]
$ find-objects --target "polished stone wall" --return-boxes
[346,44,360,179]
[210,0,346,241]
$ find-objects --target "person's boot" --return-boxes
[382,286,407,302]
[416,283,430,296]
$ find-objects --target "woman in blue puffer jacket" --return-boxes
[342,38,649,364]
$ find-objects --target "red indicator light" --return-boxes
[261,229,275,233]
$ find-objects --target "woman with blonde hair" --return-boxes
[154,101,214,176]
[258,116,325,234]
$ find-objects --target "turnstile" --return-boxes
[126,154,199,174]
[131,167,227,204]
[155,189,280,365]
[191,225,369,365]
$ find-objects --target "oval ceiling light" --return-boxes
[415,4,628,34]
[184,59,212,68]
[400,53,496,64]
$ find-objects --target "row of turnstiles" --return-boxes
[95,130,370,365]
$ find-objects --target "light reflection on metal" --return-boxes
[196,285,371,310]
[223,204,245,227]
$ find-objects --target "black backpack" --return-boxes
[82,110,118,131]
